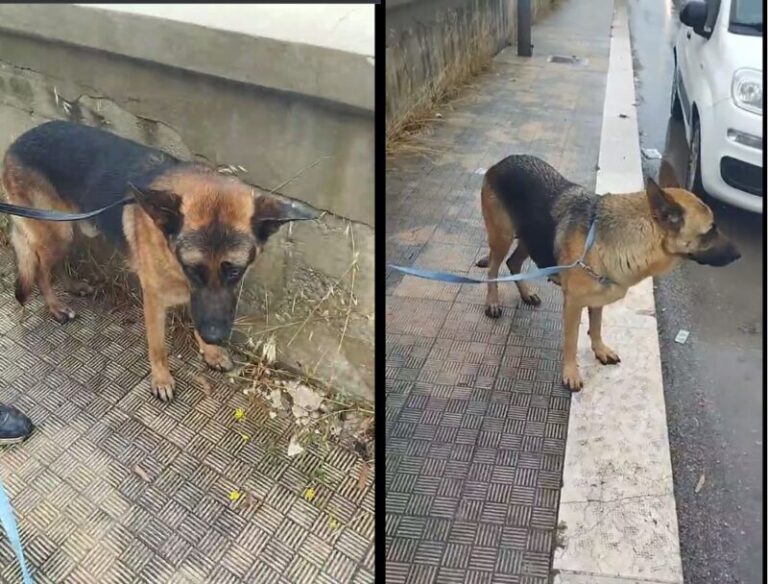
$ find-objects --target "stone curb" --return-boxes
[552,1,685,583]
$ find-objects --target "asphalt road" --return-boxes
[626,1,763,582]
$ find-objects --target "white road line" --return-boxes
[552,1,685,583]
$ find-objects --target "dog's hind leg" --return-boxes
[3,158,76,322]
[483,218,515,318]
[481,180,515,318]
[3,162,38,306]
[10,218,75,322]
[9,224,37,306]
[484,237,511,318]
[506,242,541,306]
[33,224,76,323]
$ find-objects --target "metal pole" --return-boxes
[517,0,532,56]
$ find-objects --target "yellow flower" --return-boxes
[229,490,241,502]
[240,433,250,443]
[329,516,340,530]
[304,487,316,502]
[234,408,246,421]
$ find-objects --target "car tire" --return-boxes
[670,68,683,121]
[686,118,705,197]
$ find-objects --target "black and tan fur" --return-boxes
[477,155,740,391]
[2,120,317,401]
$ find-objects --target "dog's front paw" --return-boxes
[593,344,621,365]
[201,346,234,372]
[562,364,583,392]
[151,370,175,402]
[49,304,76,324]
[485,303,502,318]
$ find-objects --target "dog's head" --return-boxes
[645,177,740,267]
[129,172,318,345]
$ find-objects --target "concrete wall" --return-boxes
[0,4,374,401]
[385,0,556,136]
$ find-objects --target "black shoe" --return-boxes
[0,404,34,445]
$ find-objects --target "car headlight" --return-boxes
[731,68,762,115]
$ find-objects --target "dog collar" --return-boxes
[576,258,614,287]
[580,218,614,287]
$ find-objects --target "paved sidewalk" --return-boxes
[0,247,374,584]
[385,1,613,582]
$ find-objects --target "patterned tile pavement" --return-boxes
[385,1,613,582]
[0,248,374,584]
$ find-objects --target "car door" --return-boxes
[677,0,723,136]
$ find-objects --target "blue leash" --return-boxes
[0,196,134,222]
[0,478,33,584]
[390,219,611,286]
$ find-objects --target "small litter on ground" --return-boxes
[642,147,662,159]
[695,472,706,493]
[674,329,690,344]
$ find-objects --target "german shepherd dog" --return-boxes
[2,120,317,401]
[477,155,740,391]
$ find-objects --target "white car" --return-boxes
[671,0,763,213]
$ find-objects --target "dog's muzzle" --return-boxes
[688,243,741,267]
[197,321,229,345]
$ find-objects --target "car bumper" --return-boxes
[699,99,763,214]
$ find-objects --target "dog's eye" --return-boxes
[699,224,718,243]
[183,264,208,285]
[221,262,245,283]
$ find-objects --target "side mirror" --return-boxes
[679,1,710,38]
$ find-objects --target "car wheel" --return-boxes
[686,118,705,196]
[670,68,683,121]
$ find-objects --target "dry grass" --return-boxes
[65,244,138,305]
[386,39,495,158]
[232,220,369,349]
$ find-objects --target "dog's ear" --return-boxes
[251,190,319,243]
[645,176,684,232]
[657,159,679,189]
[128,183,183,238]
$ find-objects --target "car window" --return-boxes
[731,0,763,26]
